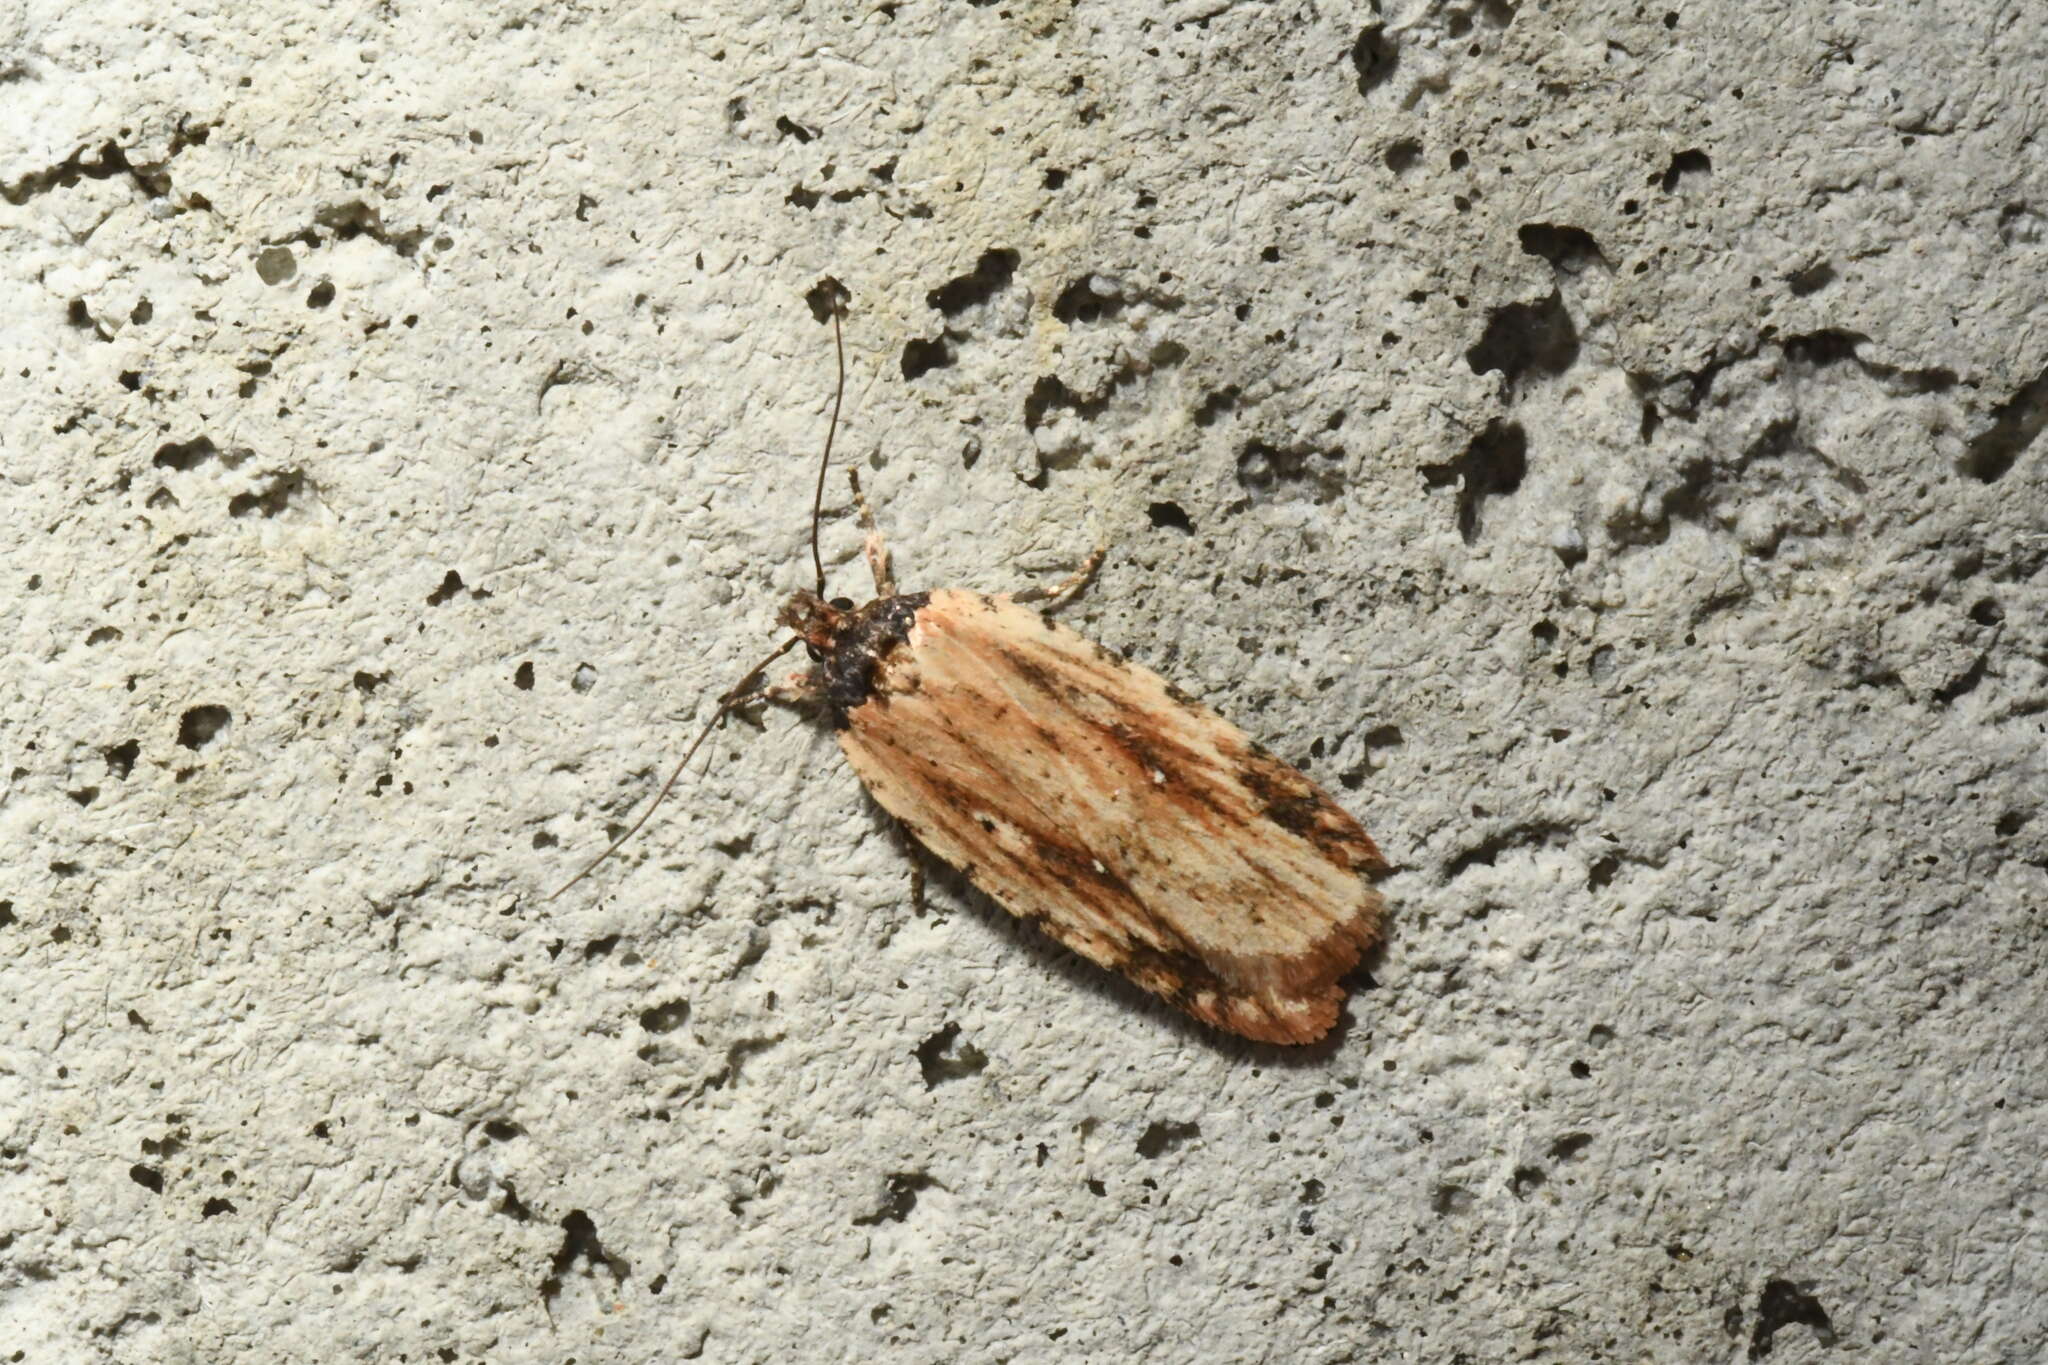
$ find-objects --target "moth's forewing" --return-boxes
[835,589,1386,1045]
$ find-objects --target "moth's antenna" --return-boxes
[547,635,801,902]
[809,297,847,598]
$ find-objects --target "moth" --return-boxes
[555,284,1388,1045]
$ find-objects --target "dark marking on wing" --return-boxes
[1238,760,1317,830]
[1024,834,1238,986]
[995,647,1077,704]
[1102,717,1214,782]
[869,711,1210,962]
[1030,835,1138,903]
[1119,940,1237,1011]
[1239,753,1389,875]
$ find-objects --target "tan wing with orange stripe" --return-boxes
[836,589,1386,1045]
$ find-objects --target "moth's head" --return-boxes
[777,589,851,654]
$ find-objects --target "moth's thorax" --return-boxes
[780,589,930,714]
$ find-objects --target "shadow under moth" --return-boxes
[555,283,1388,1045]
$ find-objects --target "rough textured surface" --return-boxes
[4,1,2045,1360]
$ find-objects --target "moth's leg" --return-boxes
[895,818,929,917]
[846,468,896,598]
[1013,545,1107,611]
[736,670,821,711]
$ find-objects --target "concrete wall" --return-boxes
[4,1,2044,1359]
